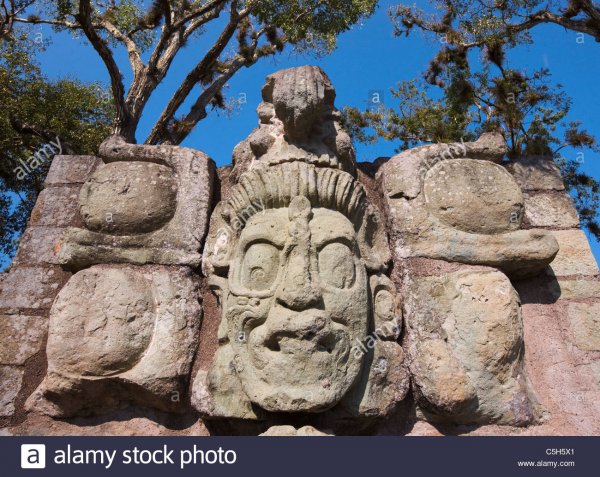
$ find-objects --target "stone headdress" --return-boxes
[203,66,390,278]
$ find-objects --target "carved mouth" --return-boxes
[263,329,338,354]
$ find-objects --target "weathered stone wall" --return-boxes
[2,152,599,436]
[1,66,599,436]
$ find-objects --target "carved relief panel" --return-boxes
[192,67,409,430]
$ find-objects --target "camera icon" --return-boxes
[21,444,46,469]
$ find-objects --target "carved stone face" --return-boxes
[225,196,369,412]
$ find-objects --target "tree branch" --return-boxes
[165,24,270,145]
[9,114,75,154]
[145,1,249,144]
[98,17,144,75]
[76,0,131,139]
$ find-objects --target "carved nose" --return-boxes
[275,241,322,311]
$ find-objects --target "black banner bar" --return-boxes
[3,437,594,477]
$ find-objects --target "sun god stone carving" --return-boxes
[192,67,408,430]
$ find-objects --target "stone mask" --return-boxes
[226,196,369,412]
[192,67,406,427]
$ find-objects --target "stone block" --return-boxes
[0,366,24,417]
[523,192,579,228]
[590,361,600,390]
[260,426,332,436]
[29,185,82,227]
[568,302,600,351]
[549,230,599,277]
[508,156,565,191]
[12,226,66,266]
[423,159,523,234]
[0,315,46,365]
[380,149,558,280]
[404,268,533,425]
[557,279,600,300]
[44,155,102,186]
[0,266,70,311]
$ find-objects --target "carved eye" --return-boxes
[318,242,355,289]
[241,242,280,291]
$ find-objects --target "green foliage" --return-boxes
[344,0,600,239]
[254,0,378,52]
[0,32,112,266]
[343,79,474,150]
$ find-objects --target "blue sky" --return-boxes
[8,0,600,267]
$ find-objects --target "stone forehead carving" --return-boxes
[193,66,407,428]
[204,161,390,277]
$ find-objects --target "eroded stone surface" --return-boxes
[549,230,600,277]
[6,64,599,437]
[27,265,202,417]
[0,315,46,365]
[80,162,177,234]
[523,192,580,228]
[13,226,65,266]
[44,155,102,186]
[424,159,523,234]
[557,279,600,300]
[59,138,215,268]
[404,269,536,425]
[29,186,82,227]
[230,65,356,181]
[0,366,24,417]
[568,303,600,351]
[0,266,69,311]
[508,156,565,191]
[260,425,333,436]
[379,144,558,280]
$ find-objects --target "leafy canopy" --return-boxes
[0,32,112,265]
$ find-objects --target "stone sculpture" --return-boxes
[192,66,409,431]
[6,64,586,436]
[58,137,214,268]
[379,136,559,425]
[24,140,213,417]
[26,265,201,417]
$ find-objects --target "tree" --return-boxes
[343,0,600,239]
[0,32,112,263]
[7,0,378,145]
[390,0,599,88]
